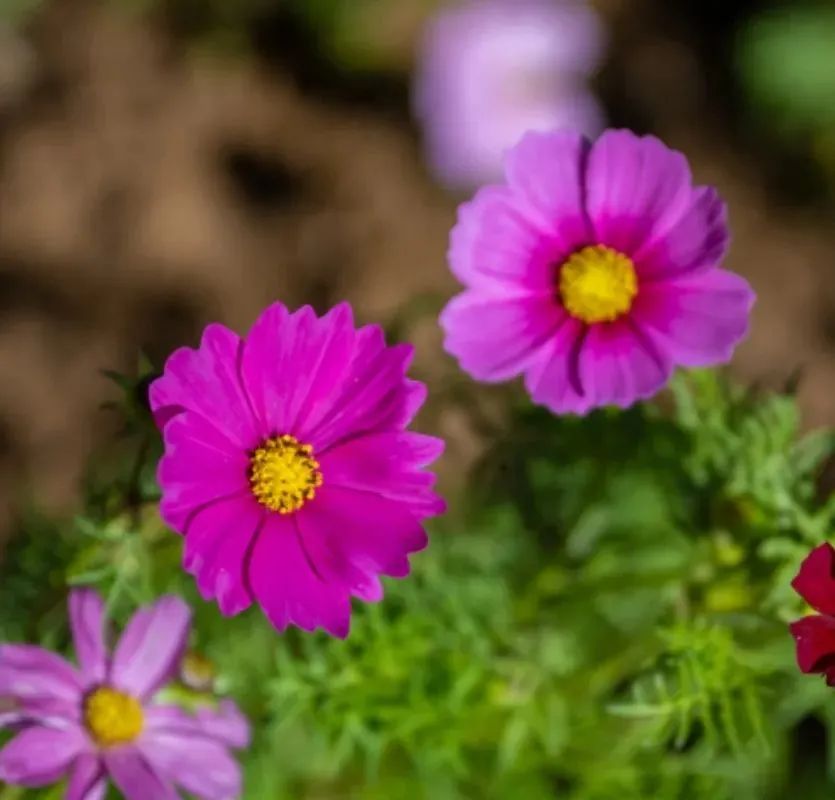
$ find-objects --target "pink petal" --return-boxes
[146,702,250,750]
[248,515,352,638]
[141,731,242,800]
[111,596,191,699]
[503,129,592,256]
[302,325,425,452]
[239,302,356,439]
[298,486,428,585]
[319,432,445,517]
[158,412,250,532]
[449,184,569,292]
[585,130,695,257]
[149,323,261,449]
[440,290,565,382]
[523,316,590,414]
[790,614,835,674]
[69,588,108,686]
[576,319,672,409]
[0,725,86,787]
[0,645,82,709]
[67,753,107,800]
[635,187,729,280]
[104,748,179,800]
[792,543,835,616]
[633,268,755,367]
[183,495,261,617]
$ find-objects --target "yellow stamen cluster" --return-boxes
[559,244,638,324]
[84,687,144,747]
[249,434,323,514]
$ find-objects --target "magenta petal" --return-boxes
[303,325,425,452]
[0,725,86,787]
[792,543,835,616]
[248,515,352,638]
[104,748,179,800]
[790,614,835,674]
[0,645,82,707]
[141,731,242,800]
[319,432,445,517]
[503,129,592,255]
[184,495,261,617]
[240,302,356,438]
[635,187,729,280]
[299,486,428,585]
[441,290,565,383]
[149,323,261,448]
[69,588,108,686]
[67,753,106,800]
[523,316,590,414]
[578,320,672,409]
[158,412,250,532]
[633,268,754,367]
[585,130,694,257]
[111,596,191,699]
[449,185,568,292]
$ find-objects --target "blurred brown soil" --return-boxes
[0,0,833,541]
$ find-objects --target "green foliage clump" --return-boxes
[1,370,834,799]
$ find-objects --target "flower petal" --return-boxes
[141,731,242,800]
[183,495,261,617]
[146,702,250,750]
[585,130,695,257]
[0,645,82,712]
[297,486,428,589]
[239,302,356,439]
[248,515,352,638]
[302,325,426,452]
[792,543,835,616]
[69,588,108,686]
[440,290,565,382]
[149,323,261,448]
[790,614,835,674]
[635,187,729,280]
[0,725,86,787]
[449,184,570,292]
[523,316,589,414]
[319,432,445,517]
[67,753,107,800]
[111,596,191,699]
[633,268,755,367]
[104,748,179,800]
[503,129,592,255]
[158,412,250,532]
[577,319,673,409]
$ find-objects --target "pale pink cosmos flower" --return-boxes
[0,588,249,800]
[441,128,755,413]
[151,301,445,639]
[414,0,605,189]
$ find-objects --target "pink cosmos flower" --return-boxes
[440,128,755,413]
[150,301,445,638]
[790,543,835,685]
[414,0,605,189]
[0,588,249,799]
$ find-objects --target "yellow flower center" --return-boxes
[84,687,144,747]
[249,434,323,514]
[559,245,638,324]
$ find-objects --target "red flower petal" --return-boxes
[789,614,835,674]
[791,543,835,615]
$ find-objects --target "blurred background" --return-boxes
[0,0,834,543]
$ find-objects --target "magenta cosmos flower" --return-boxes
[0,588,248,799]
[414,0,605,189]
[150,301,445,638]
[440,128,755,413]
[790,543,835,685]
